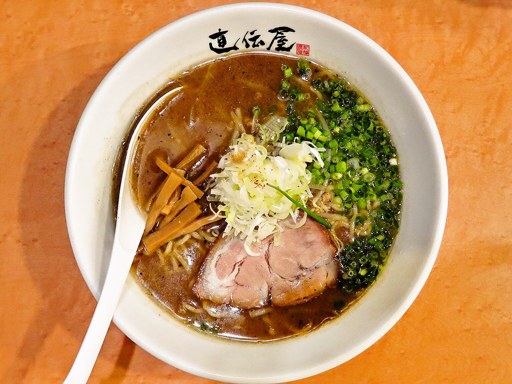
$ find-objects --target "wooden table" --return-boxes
[1,1,511,382]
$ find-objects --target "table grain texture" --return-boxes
[1,0,511,383]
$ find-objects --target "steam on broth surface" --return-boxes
[117,52,402,341]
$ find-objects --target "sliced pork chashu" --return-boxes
[193,218,338,309]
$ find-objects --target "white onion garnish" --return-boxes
[210,134,319,254]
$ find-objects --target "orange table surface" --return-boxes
[1,1,511,383]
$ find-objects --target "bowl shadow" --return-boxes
[7,55,141,383]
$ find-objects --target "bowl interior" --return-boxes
[65,3,447,383]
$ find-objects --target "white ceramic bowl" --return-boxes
[65,3,448,382]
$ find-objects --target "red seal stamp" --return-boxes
[296,43,310,56]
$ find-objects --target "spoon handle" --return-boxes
[64,235,134,384]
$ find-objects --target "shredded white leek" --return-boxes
[210,134,322,255]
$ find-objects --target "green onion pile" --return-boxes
[279,60,402,293]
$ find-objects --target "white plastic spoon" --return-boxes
[64,87,182,384]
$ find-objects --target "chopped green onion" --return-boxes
[336,161,347,173]
[277,62,402,292]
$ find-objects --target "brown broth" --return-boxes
[131,52,294,208]
[132,238,357,341]
[124,52,362,341]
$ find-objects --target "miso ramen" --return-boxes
[114,52,402,341]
